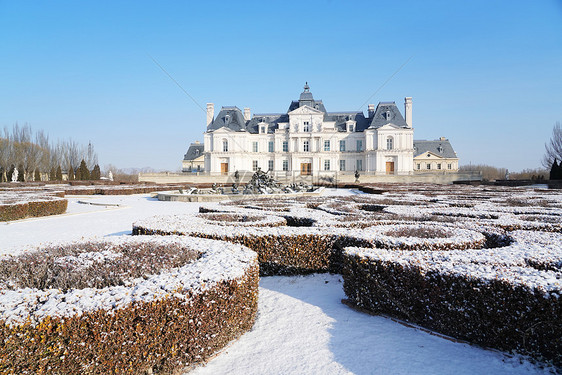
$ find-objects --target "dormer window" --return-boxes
[385,111,391,120]
[347,123,355,132]
[260,126,266,134]
[437,145,444,153]
[225,115,230,124]
[195,149,200,156]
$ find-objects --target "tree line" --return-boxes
[0,123,100,182]
[543,122,562,181]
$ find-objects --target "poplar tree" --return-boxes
[56,165,63,181]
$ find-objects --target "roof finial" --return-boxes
[304,82,310,92]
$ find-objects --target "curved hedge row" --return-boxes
[0,236,259,374]
[342,234,562,368]
[132,216,487,276]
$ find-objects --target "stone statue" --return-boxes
[108,171,114,181]
[11,167,18,182]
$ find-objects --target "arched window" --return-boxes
[386,137,394,150]
[222,139,228,152]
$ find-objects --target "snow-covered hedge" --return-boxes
[342,231,562,367]
[196,212,287,227]
[0,191,67,221]
[133,215,489,275]
[0,236,259,374]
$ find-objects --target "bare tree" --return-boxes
[86,141,98,170]
[542,122,562,169]
[36,130,51,177]
[0,136,12,182]
[0,124,98,182]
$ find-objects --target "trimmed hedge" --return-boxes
[62,184,195,196]
[0,198,67,221]
[132,218,487,276]
[342,248,562,367]
[133,225,370,275]
[0,236,259,374]
[1,276,258,374]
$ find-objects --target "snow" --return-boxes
[190,274,547,375]
[1,188,556,374]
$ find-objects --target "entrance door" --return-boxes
[300,163,312,175]
[221,163,229,175]
[386,162,395,175]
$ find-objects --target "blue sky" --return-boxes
[1,0,561,172]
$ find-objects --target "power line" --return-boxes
[357,55,414,112]
[147,54,206,113]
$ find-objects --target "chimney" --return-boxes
[244,107,251,121]
[368,104,375,117]
[206,103,214,126]
[404,97,412,128]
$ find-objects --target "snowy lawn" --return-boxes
[1,190,555,374]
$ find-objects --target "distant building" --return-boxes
[181,141,204,172]
[182,83,459,177]
[413,138,459,173]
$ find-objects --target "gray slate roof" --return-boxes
[370,102,408,129]
[207,106,247,132]
[206,84,406,134]
[413,139,457,158]
[183,143,204,160]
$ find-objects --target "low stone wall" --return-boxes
[157,187,325,202]
[139,171,482,185]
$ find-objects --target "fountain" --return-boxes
[157,169,323,202]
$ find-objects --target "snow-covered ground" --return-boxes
[1,190,554,374]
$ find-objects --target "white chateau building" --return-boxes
[201,83,458,177]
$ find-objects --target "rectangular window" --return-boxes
[303,121,310,132]
[222,140,228,152]
[252,142,258,152]
[417,163,421,170]
[282,160,289,171]
[303,140,309,152]
[324,160,330,171]
[268,141,274,152]
[448,163,452,170]
[253,160,258,171]
[339,140,346,152]
[324,140,330,152]
[339,160,346,171]
[427,164,431,170]
[437,163,442,170]
[386,138,393,150]
[282,141,288,152]
[268,160,274,171]
[356,140,363,152]
[356,159,363,171]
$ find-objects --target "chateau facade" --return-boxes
[199,84,457,177]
